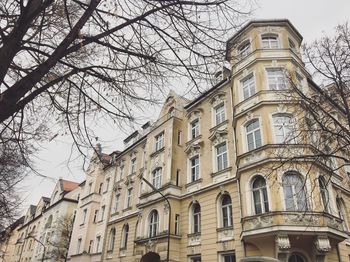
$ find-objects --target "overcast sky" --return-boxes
[19,0,350,210]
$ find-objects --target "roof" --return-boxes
[29,205,37,215]
[42,197,50,203]
[227,19,303,44]
[60,179,80,192]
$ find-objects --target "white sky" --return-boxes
[19,0,350,210]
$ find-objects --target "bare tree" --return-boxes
[0,0,251,154]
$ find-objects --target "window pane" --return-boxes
[253,190,262,214]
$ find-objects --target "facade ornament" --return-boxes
[222,241,228,251]
[185,143,201,158]
[145,239,156,252]
[219,186,225,195]
[113,183,122,193]
[209,129,228,146]
[187,109,202,122]
[276,104,288,113]
[209,92,226,107]
[272,60,278,67]
[314,236,331,253]
[124,176,134,186]
[164,202,169,214]
[275,235,291,251]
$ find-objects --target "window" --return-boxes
[121,224,129,249]
[190,256,201,262]
[95,236,101,253]
[216,142,228,171]
[191,119,200,139]
[119,164,125,179]
[282,172,307,211]
[288,38,296,50]
[152,168,162,189]
[238,41,251,58]
[82,209,87,224]
[93,210,98,223]
[190,156,200,182]
[45,215,52,228]
[261,34,279,49]
[105,178,110,192]
[148,210,159,238]
[267,68,287,90]
[88,240,93,253]
[108,228,116,251]
[319,177,330,213]
[100,206,105,221]
[88,182,93,194]
[222,253,236,262]
[176,170,180,186]
[177,130,182,145]
[192,203,201,233]
[215,104,226,125]
[221,195,233,227]
[252,176,269,214]
[98,183,103,194]
[288,253,305,262]
[114,194,120,213]
[130,158,136,174]
[246,119,262,151]
[77,238,82,254]
[155,132,164,151]
[242,74,255,100]
[336,198,349,231]
[273,115,295,143]
[126,188,133,208]
[175,214,180,235]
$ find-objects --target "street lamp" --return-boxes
[140,176,171,262]
[26,235,46,262]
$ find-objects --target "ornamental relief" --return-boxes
[210,92,226,107]
[209,129,228,146]
[187,109,202,122]
[283,213,320,225]
[185,143,201,158]
[244,215,273,230]
[256,26,282,35]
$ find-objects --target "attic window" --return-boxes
[261,34,279,49]
[288,38,296,51]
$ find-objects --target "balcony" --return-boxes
[80,193,101,207]
[241,211,348,240]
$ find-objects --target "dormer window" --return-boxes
[261,34,279,49]
[288,38,296,51]
[238,40,251,58]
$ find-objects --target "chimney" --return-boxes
[95,143,102,156]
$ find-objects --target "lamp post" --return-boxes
[140,176,171,262]
[26,235,46,262]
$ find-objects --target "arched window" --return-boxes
[148,210,159,238]
[261,34,279,49]
[121,224,129,249]
[238,40,251,58]
[282,172,307,211]
[152,168,162,189]
[336,198,349,231]
[108,228,116,251]
[252,176,269,214]
[192,203,201,234]
[319,177,330,213]
[273,114,295,143]
[221,195,233,227]
[288,253,306,262]
[246,119,262,151]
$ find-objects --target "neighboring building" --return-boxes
[67,145,119,262]
[0,217,24,262]
[2,179,80,262]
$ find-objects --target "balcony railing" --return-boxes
[241,211,346,237]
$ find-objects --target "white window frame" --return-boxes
[282,172,308,211]
[82,209,87,224]
[100,205,105,221]
[191,203,201,234]
[266,68,287,90]
[221,194,233,227]
[104,177,110,193]
[119,164,125,180]
[95,235,101,253]
[272,114,295,144]
[238,40,251,58]
[126,188,133,208]
[114,194,120,213]
[221,253,235,262]
[108,228,116,251]
[319,176,330,213]
[77,238,82,254]
[148,210,159,238]
[245,119,262,151]
[216,142,228,172]
[155,132,164,151]
[261,34,279,49]
[152,168,162,189]
[189,155,200,182]
[190,119,200,140]
[251,176,269,214]
[215,103,226,126]
[121,224,129,249]
[241,74,256,100]
[130,158,136,174]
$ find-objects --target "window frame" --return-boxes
[216,142,228,172]
[148,210,159,238]
[238,40,251,58]
[107,228,116,252]
[190,119,200,140]
[251,176,269,214]
[155,132,165,151]
[152,168,162,189]
[261,34,279,49]
[272,114,295,144]
[130,158,137,174]
[319,176,330,213]
[245,119,262,151]
[214,103,226,126]
[241,74,256,100]
[221,194,233,228]
[189,155,200,182]
[282,172,308,211]
[126,188,133,208]
[191,203,201,234]
[121,224,129,249]
[266,68,288,90]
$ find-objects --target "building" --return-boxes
[1,179,80,262]
[0,217,24,262]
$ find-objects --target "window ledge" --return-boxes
[216,226,233,232]
[150,147,165,158]
[186,135,202,146]
[210,119,229,132]
[122,207,132,212]
[187,232,201,238]
[211,166,232,177]
[185,178,203,188]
